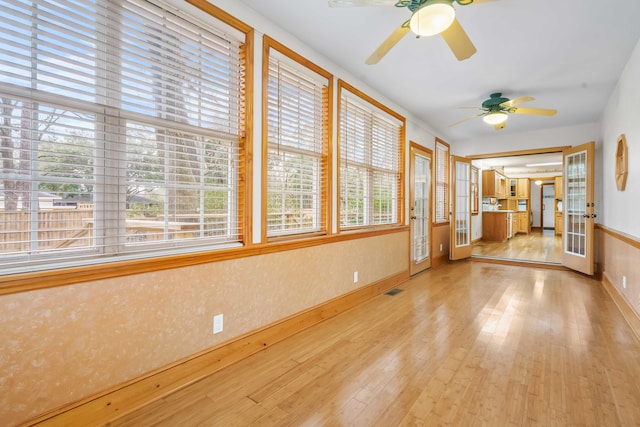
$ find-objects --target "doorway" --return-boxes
[541,183,555,230]
[409,142,432,276]
[470,151,563,264]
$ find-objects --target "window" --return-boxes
[434,138,450,224]
[0,0,250,274]
[338,80,405,229]
[263,36,332,240]
[471,166,479,215]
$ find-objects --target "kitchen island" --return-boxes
[482,210,516,242]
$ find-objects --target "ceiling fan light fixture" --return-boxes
[483,111,508,125]
[409,2,455,37]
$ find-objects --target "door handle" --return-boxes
[411,216,417,220]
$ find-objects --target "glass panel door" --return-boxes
[562,141,594,275]
[566,152,587,255]
[409,144,432,275]
[450,155,472,260]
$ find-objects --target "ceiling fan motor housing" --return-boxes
[399,0,459,12]
[482,92,510,110]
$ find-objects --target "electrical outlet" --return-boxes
[213,314,223,334]
[353,271,358,283]
[622,276,627,289]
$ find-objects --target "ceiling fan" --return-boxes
[328,0,496,64]
[449,93,558,130]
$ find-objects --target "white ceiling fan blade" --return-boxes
[500,96,534,108]
[512,107,557,116]
[440,18,477,61]
[449,113,484,127]
[328,0,396,7]
[366,24,410,65]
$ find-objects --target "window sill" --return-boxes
[0,226,409,296]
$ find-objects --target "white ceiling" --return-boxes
[235,0,640,143]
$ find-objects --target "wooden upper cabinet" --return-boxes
[482,170,507,198]
[517,178,529,199]
[555,176,563,199]
[508,179,517,198]
[483,171,530,200]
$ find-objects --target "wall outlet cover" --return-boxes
[213,314,223,334]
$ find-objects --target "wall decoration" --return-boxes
[616,134,628,191]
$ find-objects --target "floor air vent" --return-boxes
[385,288,403,296]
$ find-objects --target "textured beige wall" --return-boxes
[598,229,640,318]
[0,231,408,425]
[432,224,450,259]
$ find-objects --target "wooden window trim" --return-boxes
[261,36,333,243]
[0,0,255,274]
[434,137,450,225]
[0,226,409,296]
[337,79,406,232]
[186,1,254,245]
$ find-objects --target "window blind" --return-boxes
[0,0,247,274]
[339,87,402,228]
[265,48,329,238]
[434,139,450,223]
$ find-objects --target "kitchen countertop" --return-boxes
[483,210,516,213]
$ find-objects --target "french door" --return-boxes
[450,155,472,260]
[409,143,432,275]
[562,141,595,275]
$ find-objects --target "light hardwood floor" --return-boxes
[473,229,562,264]
[110,261,640,426]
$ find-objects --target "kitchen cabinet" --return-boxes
[555,212,563,236]
[517,178,530,199]
[508,178,517,198]
[503,199,517,211]
[482,211,514,241]
[555,176,563,200]
[554,177,563,236]
[518,211,530,234]
[482,170,507,199]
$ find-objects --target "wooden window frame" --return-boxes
[434,138,450,225]
[0,0,254,276]
[337,79,405,232]
[261,36,333,242]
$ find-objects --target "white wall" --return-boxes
[598,37,640,324]
[601,37,640,239]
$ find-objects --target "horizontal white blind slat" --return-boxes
[265,49,328,238]
[435,141,449,222]
[0,0,246,274]
[339,88,402,228]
